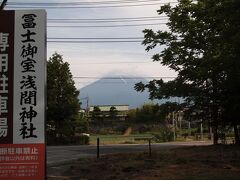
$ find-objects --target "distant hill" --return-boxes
[79,78,154,109]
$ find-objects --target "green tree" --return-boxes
[91,106,102,122]
[127,103,182,124]
[135,104,158,123]
[135,0,240,144]
[74,112,89,134]
[47,53,80,142]
[127,104,160,123]
[109,106,118,120]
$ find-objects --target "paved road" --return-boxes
[47,141,212,165]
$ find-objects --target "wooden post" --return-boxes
[97,137,100,159]
[148,139,152,157]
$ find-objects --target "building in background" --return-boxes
[89,105,129,121]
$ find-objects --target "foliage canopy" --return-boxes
[135,0,240,144]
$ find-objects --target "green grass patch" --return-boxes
[89,134,153,144]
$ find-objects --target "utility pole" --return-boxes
[200,120,203,141]
[80,96,90,131]
[0,0,7,10]
[209,126,213,141]
[86,96,89,110]
[178,111,183,137]
[86,96,89,123]
[188,121,191,137]
[172,112,176,141]
[80,96,89,115]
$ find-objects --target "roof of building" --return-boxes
[89,105,129,112]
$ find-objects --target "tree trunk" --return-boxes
[233,123,240,145]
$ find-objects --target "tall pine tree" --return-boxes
[47,53,80,142]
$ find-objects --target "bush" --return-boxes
[114,124,130,134]
[47,134,89,145]
[153,127,174,142]
[138,125,151,133]
[71,135,90,145]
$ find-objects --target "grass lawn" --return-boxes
[48,145,240,180]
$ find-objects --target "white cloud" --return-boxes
[35,0,176,88]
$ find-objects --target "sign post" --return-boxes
[0,10,46,180]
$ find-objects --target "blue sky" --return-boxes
[6,0,177,89]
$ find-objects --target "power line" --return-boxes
[7,2,178,9]
[47,37,144,43]
[47,40,142,43]
[48,16,167,21]
[48,37,143,39]
[75,82,149,84]
[74,78,176,84]
[48,22,166,28]
[73,76,176,79]
[70,61,151,64]
[48,18,168,23]
[8,0,177,5]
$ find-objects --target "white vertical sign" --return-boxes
[13,10,46,144]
